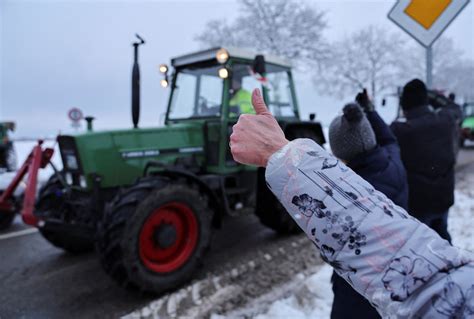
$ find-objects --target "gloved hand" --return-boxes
[355,89,375,113]
[428,90,451,109]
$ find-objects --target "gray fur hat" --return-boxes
[329,103,376,162]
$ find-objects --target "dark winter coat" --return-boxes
[332,111,408,319]
[390,104,461,216]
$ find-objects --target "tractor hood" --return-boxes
[58,122,205,189]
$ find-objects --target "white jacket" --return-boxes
[265,139,474,318]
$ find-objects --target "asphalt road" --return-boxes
[0,211,281,318]
[1,147,473,319]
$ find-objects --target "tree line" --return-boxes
[195,0,474,103]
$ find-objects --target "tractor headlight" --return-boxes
[216,48,229,64]
[159,64,168,74]
[160,79,169,88]
[218,67,229,79]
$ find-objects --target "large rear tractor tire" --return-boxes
[36,176,94,254]
[257,199,300,235]
[97,178,213,294]
[0,191,17,231]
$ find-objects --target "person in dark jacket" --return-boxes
[328,90,409,319]
[390,79,462,243]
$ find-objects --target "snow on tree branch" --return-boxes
[195,0,331,71]
[317,26,405,102]
[399,37,474,101]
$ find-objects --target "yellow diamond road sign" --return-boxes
[388,0,470,47]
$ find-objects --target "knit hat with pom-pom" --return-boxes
[329,103,376,162]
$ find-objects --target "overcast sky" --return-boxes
[1,0,473,137]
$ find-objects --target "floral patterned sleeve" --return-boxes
[265,138,474,318]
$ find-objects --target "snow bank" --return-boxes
[254,265,333,319]
[449,190,474,253]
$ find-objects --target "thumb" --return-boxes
[252,89,271,116]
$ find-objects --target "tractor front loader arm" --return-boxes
[0,140,54,226]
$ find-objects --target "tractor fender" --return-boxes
[148,168,224,228]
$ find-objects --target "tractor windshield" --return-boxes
[168,65,223,120]
[229,63,297,118]
[265,64,297,118]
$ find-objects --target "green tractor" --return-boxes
[460,102,474,147]
[0,121,18,230]
[0,36,325,294]
[0,121,17,173]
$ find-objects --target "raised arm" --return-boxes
[356,89,397,147]
[366,111,398,147]
[230,89,474,319]
[265,138,473,318]
[428,90,463,123]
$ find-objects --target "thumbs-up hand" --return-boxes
[230,89,289,167]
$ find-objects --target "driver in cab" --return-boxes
[229,78,254,117]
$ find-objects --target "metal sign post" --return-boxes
[426,45,433,88]
[388,0,470,89]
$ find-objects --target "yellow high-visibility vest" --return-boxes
[229,89,255,117]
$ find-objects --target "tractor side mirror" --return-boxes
[382,98,386,107]
[309,113,316,121]
[253,55,266,75]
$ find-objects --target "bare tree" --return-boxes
[399,37,474,100]
[318,26,405,102]
[195,0,330,70]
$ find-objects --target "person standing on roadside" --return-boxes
[390,79,462,243]
[329,90,408,319]
[229,88,474,319]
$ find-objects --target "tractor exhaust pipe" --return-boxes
[132,34,145,129]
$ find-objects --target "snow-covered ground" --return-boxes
[449,178,474,253]
[251,265,334,319]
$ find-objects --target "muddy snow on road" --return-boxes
[125,161,474,319]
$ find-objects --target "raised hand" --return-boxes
[230,89,289,167]
[355,88,375,113]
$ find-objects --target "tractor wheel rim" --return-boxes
[139,202,198,273]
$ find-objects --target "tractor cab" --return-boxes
[163,47,299,122]
[159,47,323,173]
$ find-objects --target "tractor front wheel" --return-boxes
[0,211,15,230]
[0,191,17,231]
[97,179,212,294]
[257,199,301,235]
[36,176,94,254]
